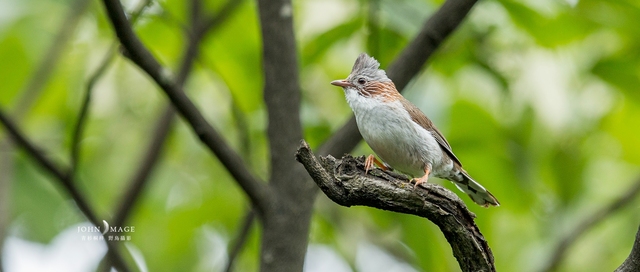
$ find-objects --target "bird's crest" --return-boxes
[351,53,390,82]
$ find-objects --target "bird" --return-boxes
[330,53,499,207]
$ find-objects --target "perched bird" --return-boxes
[331,53,499,207]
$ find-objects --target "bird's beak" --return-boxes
[331,79,353,88]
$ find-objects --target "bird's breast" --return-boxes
[351,99,443,177]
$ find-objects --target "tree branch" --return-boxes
[100,0,272,215]
[295,140,495,272]
[99,2,245,270]
[255,0,319,270]
[0,108,131,272]
[318,0,479,157]
[541,177,640,272]
[70,0,153,174]
[256,0,309,194]
[199,0,243,38]
[11,0,92,118]
[616,223,640,272]
[112,0,241,228]
[70,47,116,174]
[224,208,256,272]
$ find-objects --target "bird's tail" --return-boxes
[451,170,500,207]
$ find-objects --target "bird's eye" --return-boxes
[357,78,366,84]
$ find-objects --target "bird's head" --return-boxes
[331,53,395,99]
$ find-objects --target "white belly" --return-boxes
[350,98,446,177]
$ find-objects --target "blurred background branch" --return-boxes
[100,0,272,215]
[100,0,244,269]
[0,0,99,269]
[542,177,640,272]
[10,0,92,118]
[111,0,243,233]
[0,109,131,271]
[69,0,154,175]
[224,208,256,272]
[69,47,116,174]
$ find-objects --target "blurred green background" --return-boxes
[1,0,639,271]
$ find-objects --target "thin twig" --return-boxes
[99,106,174,272]
[200,0,243,36]
[224,209,256,272]
[110,0,246,228]
[0,139,14,271]
[111,106,173,227]
[541,177,640,272]
[101,1,244,270]
[0,108,131,272]
[1,0,91,253]
[100,0,272,215]
[1,0,129,269]
[70,46,116,174]
[199,46,254,272]
[12,0,92,118]
[69,0,153,175]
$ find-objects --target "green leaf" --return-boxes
[592,55,640,103]
[302,18,363,65]
[0,31,34,105]
[12,156,83,243]
[549,140,586,204]
[369,26,408,67]
[201,3,262,113]
[499,0,594,47]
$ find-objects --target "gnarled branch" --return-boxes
[295,140,495,272]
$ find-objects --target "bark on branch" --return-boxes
[616,223,640,272]
[295,140,495,272]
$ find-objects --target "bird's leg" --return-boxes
[412,166,431,188]
[364,154,388,174]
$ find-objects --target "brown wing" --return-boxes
[399,98,462,166]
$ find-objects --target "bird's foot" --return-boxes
[364,155,375,174]
[412,168,431,188]
[364,154,388,175]
[412,176,429,188]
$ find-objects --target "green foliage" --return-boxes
[499,0,595,47]
[302,18,363,66]
[0,33,31,105]
[1,0,640,271]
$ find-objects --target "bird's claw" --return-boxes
[412,177,427,189]
[364,155,375,175]
[364,154,390,175]
[412,168,430,188]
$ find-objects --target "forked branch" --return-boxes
[295,140,495,272]
[100,0,272,215]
